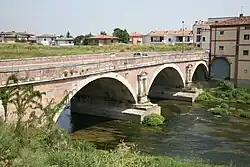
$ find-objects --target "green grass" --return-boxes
[196,80,250,118]
[0,122,228,167]
[0,43,200,59]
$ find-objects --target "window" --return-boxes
[196,36,201,42]
[220,31,224,35]
[168,38,171,42]
[245,26,250,30]
[219,46,224,50]
[244,34,250,40]
[43,38,46,41]
[243,50,249,55]
[197,28,201,34]
[111,40,113,43]
[202,37,205,42]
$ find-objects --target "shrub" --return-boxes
[210,107,229,116]
[142,114,165,126]
[220,103,229,109]
[217,80,234,91]
[239,111,250,118]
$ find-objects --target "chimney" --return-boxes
[240,13,243,17]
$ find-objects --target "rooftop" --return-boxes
[147,30,193,37]
[55,37,74,41]
[130,32,143,37]
[211,14,250,27]
[90,35,119,39]
[36,34,56,38]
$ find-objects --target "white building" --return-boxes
[55,38,74,46]
[192,17,237,50]
[36,34,56,45]
[142,30,193,45]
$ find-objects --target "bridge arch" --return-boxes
[54,72,137,122]
[147,64,185,96]
[191,61,209,81]
[211,57,231,79]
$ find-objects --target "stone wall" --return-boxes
[0,52,207,86]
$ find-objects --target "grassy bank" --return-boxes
[0,81,226,167]
[0,122,227,167]
[195,81,250,118]
[0,43,199,59]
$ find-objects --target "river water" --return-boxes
[56,100,250,167]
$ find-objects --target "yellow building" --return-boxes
[89,35,119,46]
[209,14,250,87]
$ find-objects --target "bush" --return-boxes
[220,103,229,109]
[142,114,165,126]
[209,107,229,116]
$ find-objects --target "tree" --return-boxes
[74,33,93,45]
[0,74,19,122]
[66,31,72,38]
[100,31,107,35]
[9,85,44,125]
[112,28,130,43]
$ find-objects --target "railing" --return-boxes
[0,52,208,86]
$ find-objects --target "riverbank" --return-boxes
[0,43,199,59]
[0,122,226,167]
[195,81,250,118]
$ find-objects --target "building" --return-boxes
[130,32,143,45]
[0,31,34,43]
[89,35,119,46]
[36,34,56,45]
[142,30,193,45]
[193,17,237,50]
[55,38,74,46]
[209,14,250,87]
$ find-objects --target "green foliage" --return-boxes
[0,83,225,167]
[209,107,229,116]
[239,111,250,118]
[196,80,250,119]
[74,33,93,45]
[112,28,130,43]
[196,81,250,104]
[100,31,107,35]
[143,114,165,126]
[0,123,225,167]
[220,103,229,109]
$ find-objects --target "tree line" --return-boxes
[74,28,130,45]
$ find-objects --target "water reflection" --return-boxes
[56,100,250,166]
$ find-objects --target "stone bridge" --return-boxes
[0,52,208,122]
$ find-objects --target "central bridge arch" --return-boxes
[147,64,185,99]
[54,72,137,122]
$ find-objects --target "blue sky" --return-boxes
[0,0,250,36]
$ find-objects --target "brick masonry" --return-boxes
[1,52,208,121]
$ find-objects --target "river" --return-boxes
[56,100,250,167]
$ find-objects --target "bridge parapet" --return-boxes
[0,52,208,86]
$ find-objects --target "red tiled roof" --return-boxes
[90,35,118,39]
[147,30,193,37]
[211,15,250,27]
[36,34,56,38]
[130,32,143,37]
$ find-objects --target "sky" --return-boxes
[0,0,250,36]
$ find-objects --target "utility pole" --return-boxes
[182,21,185,53]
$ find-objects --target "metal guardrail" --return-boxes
[0,52,208,86]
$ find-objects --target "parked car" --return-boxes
[133,52,148,57]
